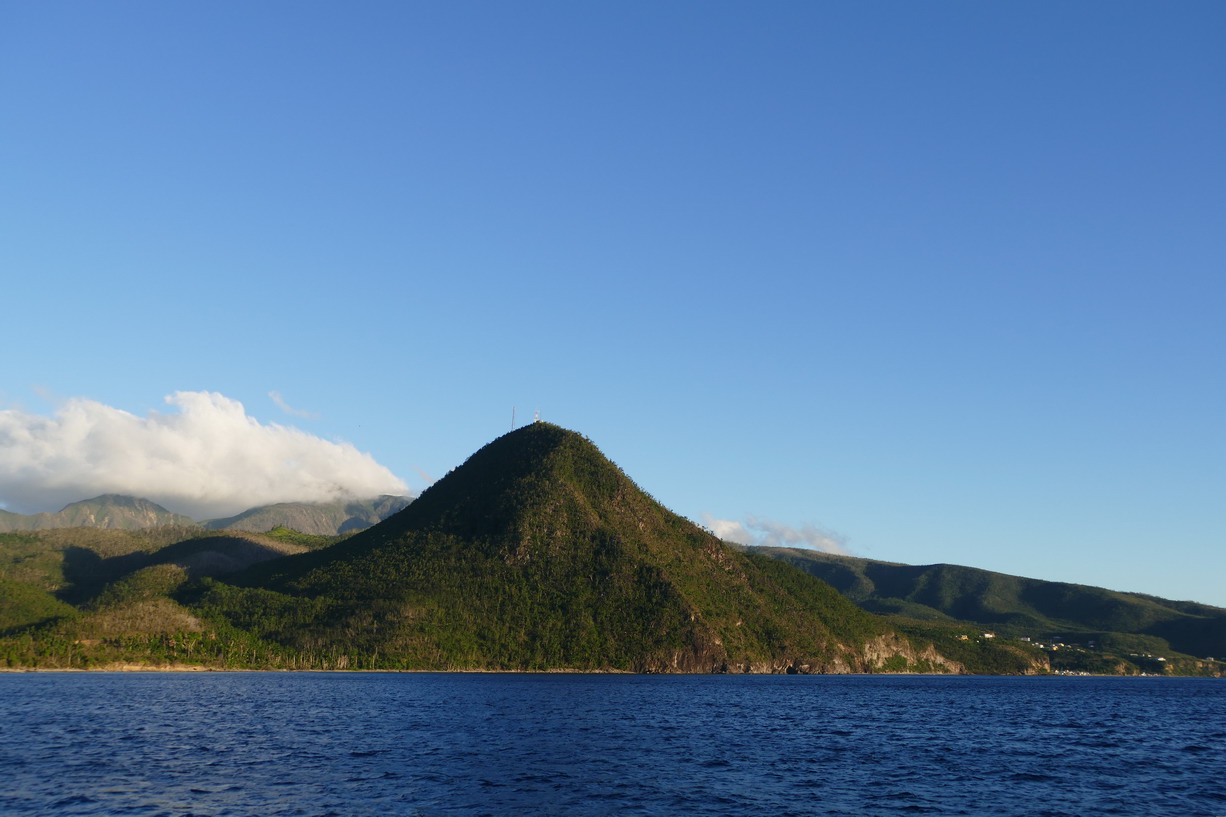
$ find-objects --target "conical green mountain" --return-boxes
[218,423,962,672]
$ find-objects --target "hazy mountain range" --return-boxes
[0,424,1221,676]
[0,494,412,536]
[0,495,197,532]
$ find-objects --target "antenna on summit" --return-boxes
[511,406,517,431]
[534,409,540,423]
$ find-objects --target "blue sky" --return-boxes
[2,2,1223,606]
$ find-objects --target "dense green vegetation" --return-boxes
[887,619,1049,675]
[0,527,204,603]
[260,526,345,549]
[0,577,79,634]
[749,546,1226,675]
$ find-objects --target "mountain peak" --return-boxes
[372,422,637,547]
[63,494,171,512]
[6,494,201,531]
[243,424,947,673]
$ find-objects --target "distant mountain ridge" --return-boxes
[0,495,196,531]
[0,494,413,536]
[203,496,411,536]
[746,546,1226,662]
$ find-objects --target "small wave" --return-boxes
[1009,772,1056,782]
[512,773,555,784]
[52,794,97,807]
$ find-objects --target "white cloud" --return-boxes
[268,390,319,419]
[703,513,850,555]
[704,516,754,544]
[0,391,409,519]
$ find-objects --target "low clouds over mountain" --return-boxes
[0,391,408,519]
[704,514,850,555]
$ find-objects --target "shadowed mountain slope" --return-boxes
[0,527,309,611]
[217,423,965,673]
[148,535,309,578]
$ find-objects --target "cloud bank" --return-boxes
[703,514,850,555]
[0,391,410,519]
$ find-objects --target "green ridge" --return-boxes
[750,546,1226,674]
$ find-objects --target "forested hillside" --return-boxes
[749,546,1226,675]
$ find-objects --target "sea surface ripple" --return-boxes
[2,673,1223,816]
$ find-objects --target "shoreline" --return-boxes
[1,665,1214,677]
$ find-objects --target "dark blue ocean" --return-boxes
[1,673,1223,817]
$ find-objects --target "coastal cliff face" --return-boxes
[855,634,965,674]
[630,633,976,675]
